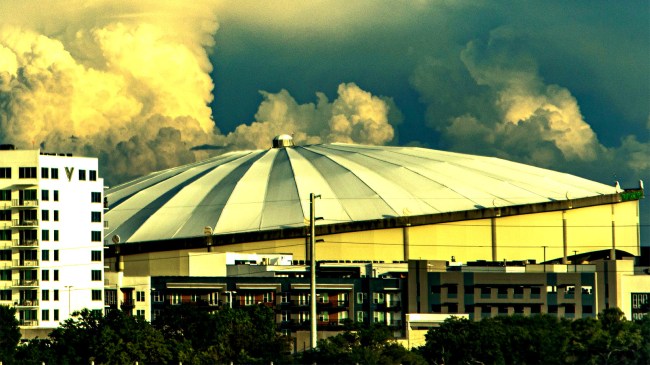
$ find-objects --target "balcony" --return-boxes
[13,260,39,268]
[13,279,39,287]
[12,239,39,248]
[104,220,109,229]
[0,240,11,249]
[12,219,38,228]
[19,319,38,326]
[15,299,39,307]
[121,299,135,309]
[11,199,38,208]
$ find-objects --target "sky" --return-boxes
[0,1,648,241]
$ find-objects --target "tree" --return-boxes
[0,305,21,364]
[304,323,426,365]
[48,309,173,365]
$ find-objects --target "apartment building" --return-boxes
[0,145,105,336]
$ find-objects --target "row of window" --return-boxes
[0,166,98,181]
[0,249,99,262]
[0,190,102,204]
[41,210,60,222]
[0,288,103,302]
[431,285,593,296]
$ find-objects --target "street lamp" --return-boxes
[64,285,73,317]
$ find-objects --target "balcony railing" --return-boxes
[19,319,38,326]
[11,199,38,208]
[12,239,39,248]
[13,260,39,267]
[16,299,39,306]
[13,279,39,287]
[121,299,135,308]
[12,219,38,227]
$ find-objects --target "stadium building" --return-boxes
[103,136,644,326]
[105,135,642,267]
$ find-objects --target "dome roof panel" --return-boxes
[105,143,618,243]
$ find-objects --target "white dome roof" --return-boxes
[105,143,616,243]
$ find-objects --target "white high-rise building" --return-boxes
[0,145,105,335]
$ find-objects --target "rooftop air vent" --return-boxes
[272,134,294,148]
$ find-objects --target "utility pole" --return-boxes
[309,193,320,351]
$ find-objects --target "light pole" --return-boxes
[65,285,73,317]
[309,193,321,351]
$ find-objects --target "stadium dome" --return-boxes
[105,141,617,244]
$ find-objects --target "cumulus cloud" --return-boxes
[0,1,220,184]
[411,27,609,169]
[223,82,398,150]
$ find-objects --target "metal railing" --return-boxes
[16,299,39,306]
[12,239,39,247]
[19,319,38,326]
[12,219,38,227]
[13,259,39,267]
[11,199,39,208]
[13,279,39,287]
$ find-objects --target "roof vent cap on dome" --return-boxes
[272,134,294,148]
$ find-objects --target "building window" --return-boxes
[0,190,10,201]
[171,294,182,305]
[547,285,557,293]
[136,309,145,317]
[54,289,59,301]
[42,229,49,241]
[318,292,329,303]
[0,250,9,260]
[91,270,101,281]
[565,304,576,314]
[583,305,593,314]
[548,305,558,313]
[79,170,86,181]
[0,290,10,300]
[41,210,49,221]
[92,290,102,301]
[356,311,367,323]
[53,230,59,241]
[91,231,102,242]
[298,293,310,306]
[153,291,163,302]
[373,292,385,304]
[91,192,101,203]
[51,168,58,179]
[279,292,289,303]
[137,291,145,302]
[448,303,459,313]
[190,294,200,302]
[0,210,10,221]
[262,292,273,303]
[89,170,97,181]
[53,270,59,281]
[53,211,59,221]
[0,231,9,242]
[281,310,290,322]
[373,311,385,323]
[582,286,593,295]
[431,285,441,294]
[42,290,49,301]
[0,167,11,179]
[42,250,49,261]
[0,270,11,281]
[356,292,367,304]
[19,167,37,178]
[41,189,49,201]
[53,190,59,201]
[53,250,59,261]
[91,250,101,261]
[24,189,37,201]
[447,285,458,297]
[318,311,329,322]
[244,293,255,306]
[42,309,49,321]
[299,311,309,323]
[41,167,48,179]
[338,310,349,323]
[53,309,59,321]
[91,211,101,222]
